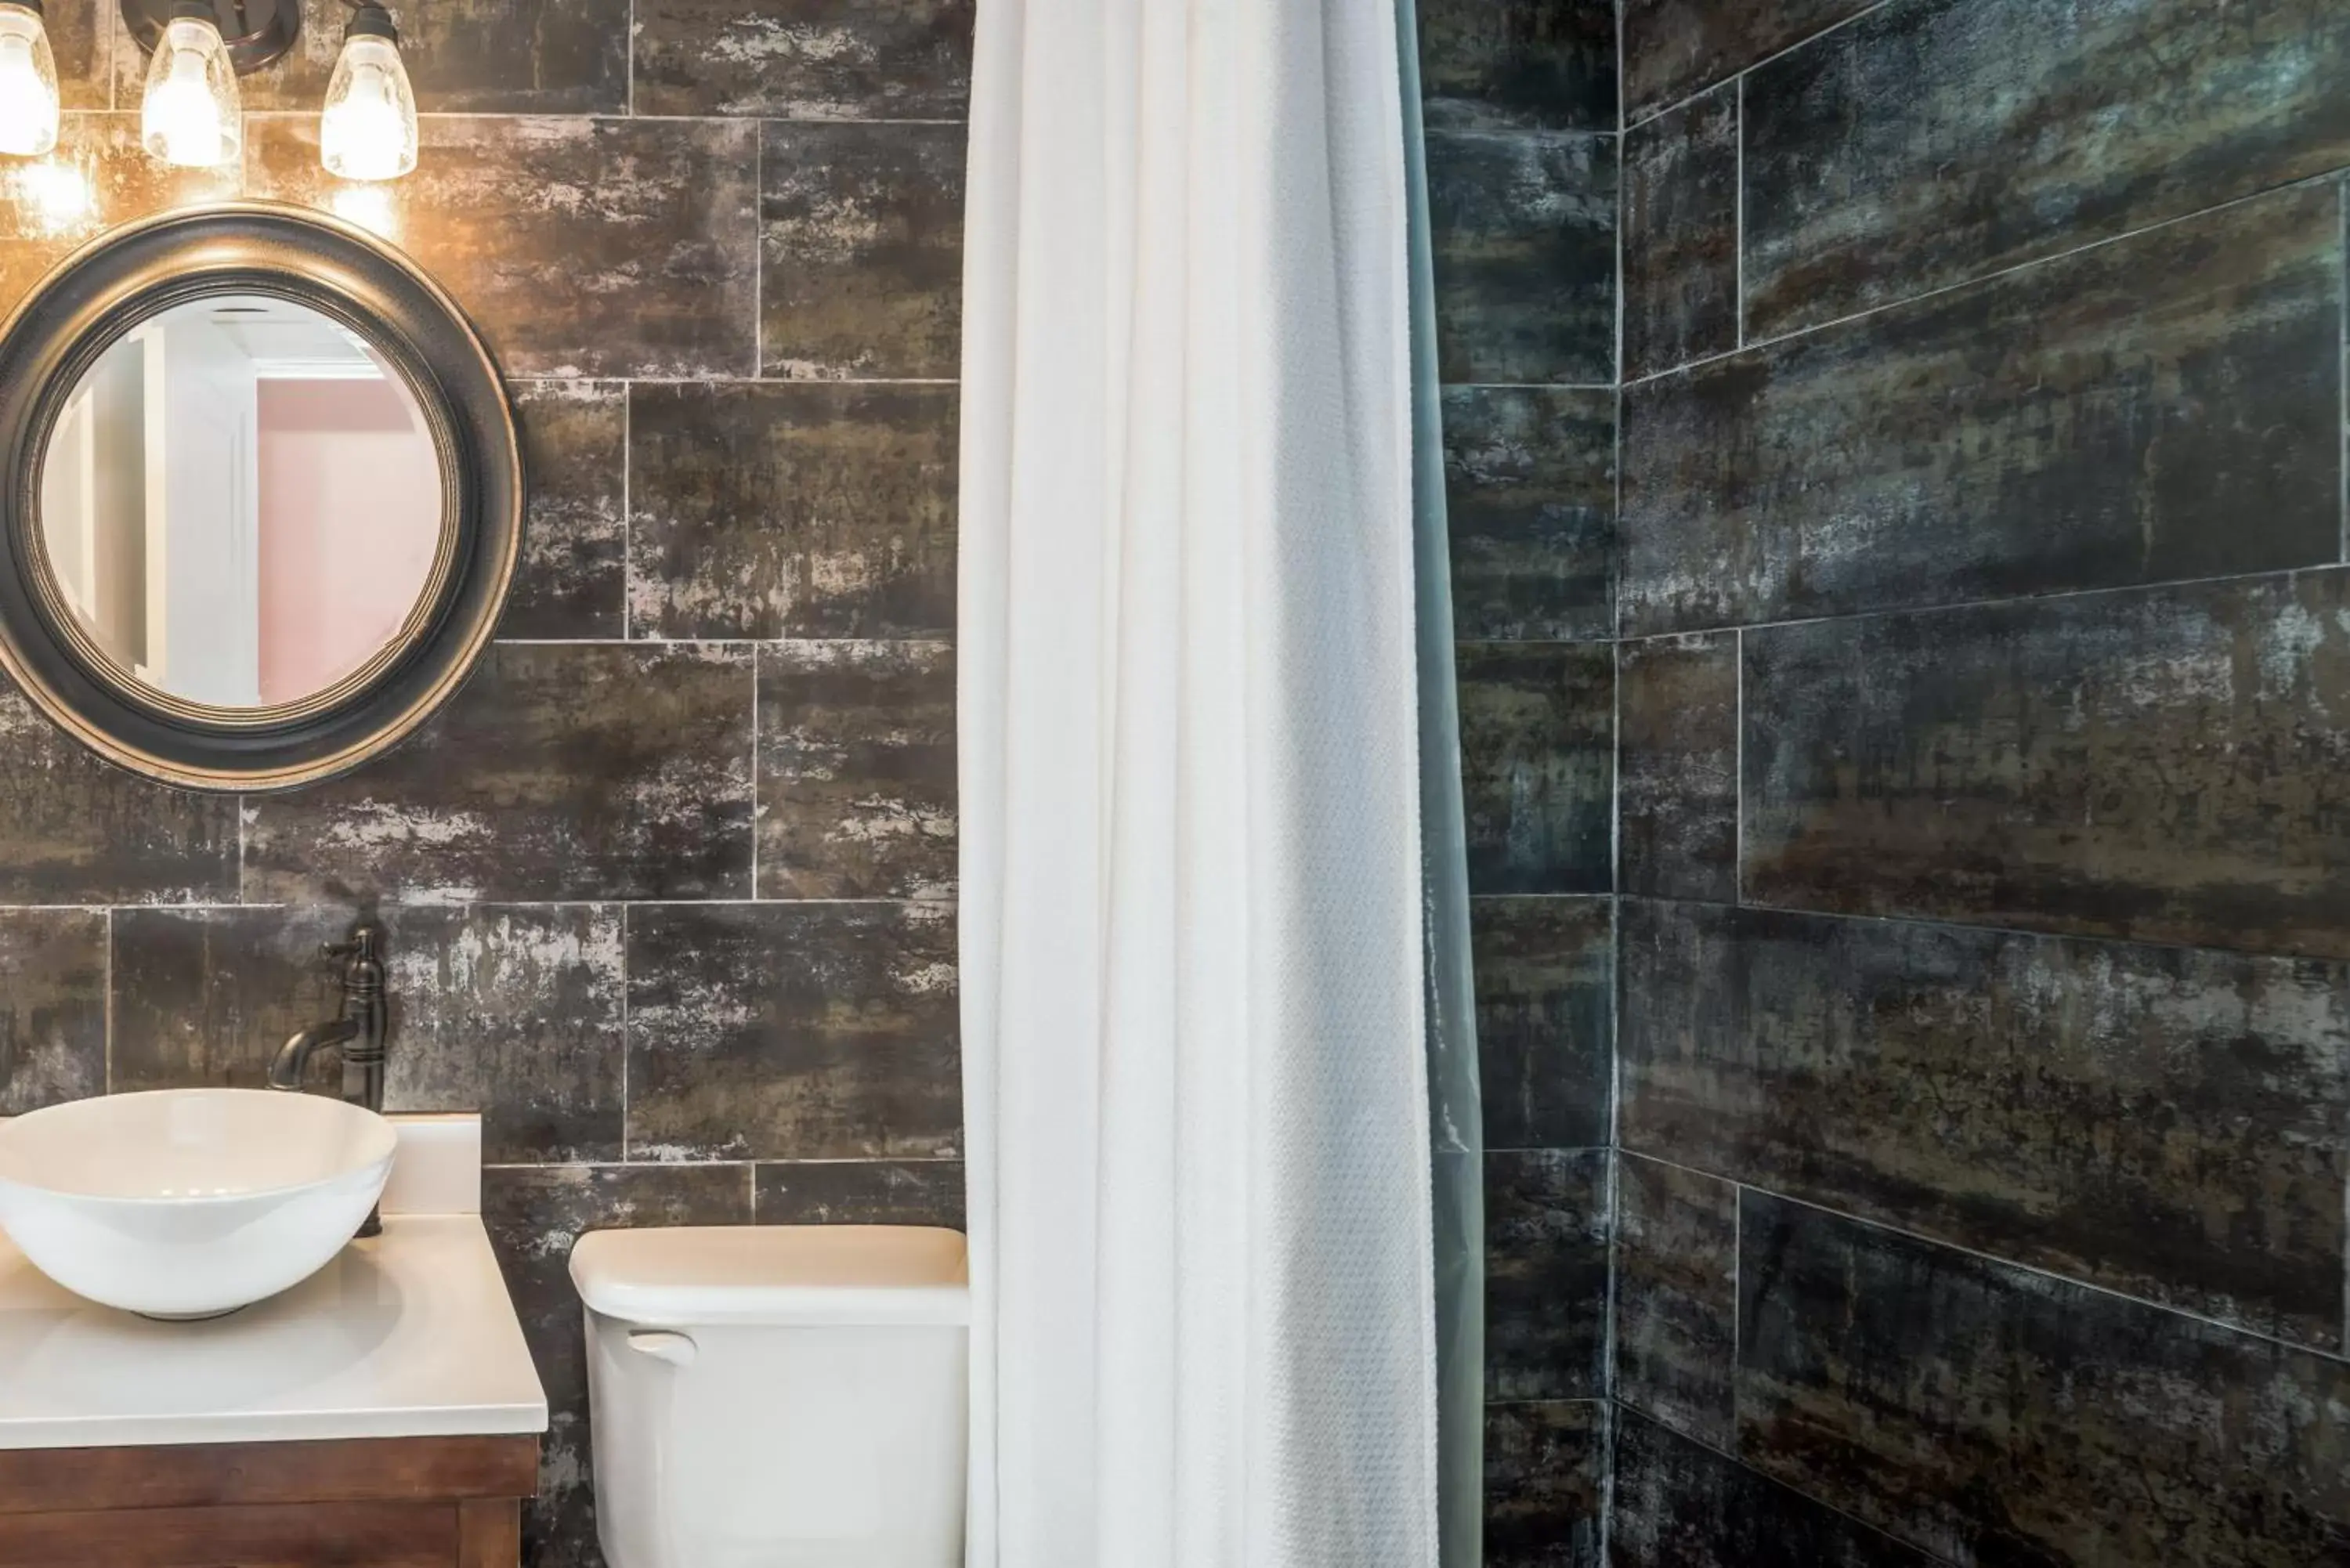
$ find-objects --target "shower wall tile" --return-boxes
[1484,1400,1607,1568]
[627,382,958,641]
[1618,0,1875,121]
[1415,0,1616,133]
[505,381,628,641]
[1738,1194,2350,1565]
[1485,1148,1611,1400]
[483,1163,752,1568]
[624,900,960,1162]
[1614,1154,1737,1447]
[754,1158,965,1228]
[1611,1409,1938,1568]
[1741,570,2350,959]
[246,116,760,380]
[1622,182,2342,636]
[1741,0,2350,338]
[757,641,956,902]
[1469,895,1612,1152]
[1426,131,1616,386]
[243,644,755,906]
[1618,633,1737,903]
[1441,386,1614,643]
[759,121,966,381]
[1622,85,1738,380]
[631,0,974,120]
[1456,641,1614,896]
[0,909,105,1115]
[0,114,240,318]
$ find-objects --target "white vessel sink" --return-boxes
[0,1089,396,1319]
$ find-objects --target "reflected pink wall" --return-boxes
[256,379,439,706]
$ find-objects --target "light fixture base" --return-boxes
[120,0,298,74]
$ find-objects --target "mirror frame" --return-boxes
[0,201,520,793]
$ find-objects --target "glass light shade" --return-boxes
[0,4,59,159]
[320,34,415,182]
[140,15,240,169]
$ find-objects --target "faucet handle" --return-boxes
[322,923,385,962]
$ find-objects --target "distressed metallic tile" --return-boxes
[626,901,959,1162]
[1620,0,1873,121]
[1457,641,1614,895]
[0,114,239,319]
[1485,1400,1607,1568]
[1613,1407,1936,1568]
[1470,895,1611,1151]
[753,1158,964,1227]
[1487,1147,1609,1401]
[757,641,955,901]
[628,382,957,641]
[760,121,964,380]
[245,115,758,379]
[1741,569,2350,958]
[1441,386,1614,642]
[1416,0,1615,132]
[1743,0,2350,338]
[42,0,110,110]
[0,909,104,1115]
[1739,1193,2350,1564]
[1625,183,2342,634]
[244,644,754,905]
[632,0,973,118]
[1427,131,1614,385]
[1619,633,1737,903]
[1622,898,2350,1349]
[1622,83,1737,380]
[482,1163,750,1568]
[505,381,627,641]
[1616,1154,1737,1449]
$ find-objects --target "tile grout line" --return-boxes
[2338,178,2347,568]
[619,387,633,641]
[1733,75,1746,349]
[101,908,113,1094]
[618,901,630,1160]
[1733,627,1743,902]
[1618,0,1900,135]
[749,645,761,898]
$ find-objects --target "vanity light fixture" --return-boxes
[320,1,416,182]
[139,0,240,168]
[0,0,59,160]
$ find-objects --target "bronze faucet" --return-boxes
[268,922,390,1236]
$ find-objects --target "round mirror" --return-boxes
[36,293,447,714]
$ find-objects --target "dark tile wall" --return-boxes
[1614,0,2350,1563]
[0,4,967,1565]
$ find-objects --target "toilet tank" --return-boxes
[569,1225,968,1568]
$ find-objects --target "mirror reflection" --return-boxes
[37,293,443,711]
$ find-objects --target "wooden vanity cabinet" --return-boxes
[0,1433,537,1567]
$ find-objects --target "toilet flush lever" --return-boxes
[626,1330,698,1367]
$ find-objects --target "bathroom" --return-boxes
[0,0,2340,1563]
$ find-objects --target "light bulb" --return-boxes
[320,15,414,182]
[0,2,59,159]
[140,13,240,168]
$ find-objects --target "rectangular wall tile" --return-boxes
[761,121,964,381]
[0,909,105,1115]
[246,116,758,379]
[1612,1408,1936,1568]
[1739,1193,2350,1565]
[1458,641,1614,896]
[1470,895,1612,1151]
[1441,386,1614,642]
[1487,1148,1610,1401]
[483,1164,750,1568]
[1622,84,1738,380]
[626,901,959,1162]
[754,1158,965,1228]
[0,114,240,319]
[1618,632,1737,902]
[628,383,958,641]
[1427,131,1616,385]
[632,0,972,118]
[244,644,754,905]
[1742,570,2350,957]
[505,381,626,641]
[1624,182,2343,634]
[1415,0,1615,132]
[1743,0,2350,338]
[1616,1154,1738,1447]
[757,641,955,901]
[1485,1400,1607,1568]
[1622,898,2350,1349]
[1620,0,1875,121]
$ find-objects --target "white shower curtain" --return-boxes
[956,0,1439,1563]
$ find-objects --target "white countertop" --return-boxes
[0,1114,548,1451]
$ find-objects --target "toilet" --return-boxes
[569,1224,969,1568]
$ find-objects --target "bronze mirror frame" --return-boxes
[0,201,520,793]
